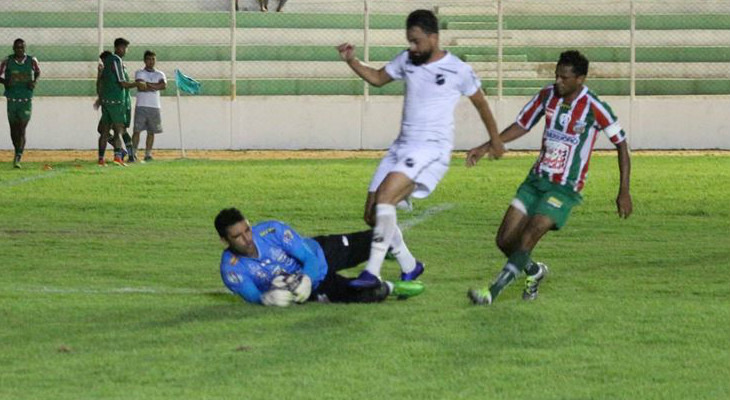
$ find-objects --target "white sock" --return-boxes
[364,204,397,277]
[390,226,416,273]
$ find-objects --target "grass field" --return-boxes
[1,153,728,399]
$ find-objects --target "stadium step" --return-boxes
[435,5,497,15]
[444,21,500,31]
[464,54,528,62]
[485,87,544,96]
[476,70,540,79]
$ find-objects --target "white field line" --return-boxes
[8,203,454,295]
[8,286,230,295]
[0,171,62,188]
[399,202,455,231]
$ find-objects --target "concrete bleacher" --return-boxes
[1,2,729,96]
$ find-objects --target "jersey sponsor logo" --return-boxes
[547,196,563,208]
[405,158,415,168]
[227,271,243,284]
[255,269,268,281]
[259,227,276,237]
[270,248,287,263]
[282,229,293,244]
[541,139,570,174]
[229,255,238,265]
[435,73,445,85]
[545,129,580,145]
[559,113,572,127]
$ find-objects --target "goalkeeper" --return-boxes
[214,208,424,307]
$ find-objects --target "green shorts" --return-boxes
[513,173,583,229]
[101,100,127,126]
[6,99,32,124]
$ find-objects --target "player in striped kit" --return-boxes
[467,50,633,305]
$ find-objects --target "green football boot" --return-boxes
[390,280,425,299]
[522,262,549,301]
[467,287,493,305]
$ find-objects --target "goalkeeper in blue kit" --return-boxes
[214,208,424,306]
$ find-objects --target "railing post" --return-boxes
[230,0,237,149]
[630,0,636,100]
[363,0,370,100]
[97,0,104,54]
[497,0,503,100]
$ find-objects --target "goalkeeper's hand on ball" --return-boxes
[287,274,312,303]
[267,273,312,304]
[261,288,294,307]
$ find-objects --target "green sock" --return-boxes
[489,250,532,300]
[525,261,541,276]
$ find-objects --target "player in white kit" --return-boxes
[132,50,166,162]
[336,9,505,288]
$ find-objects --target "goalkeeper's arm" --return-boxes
[230,279,265,305]
[232,279,297,307]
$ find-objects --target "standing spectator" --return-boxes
[132,50,166,162]
[0,38,40,169]
[257,0,288,12]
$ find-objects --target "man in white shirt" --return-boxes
[132,50,166,162]
[336,9,505,288]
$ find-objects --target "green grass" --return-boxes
[1,154,729,399]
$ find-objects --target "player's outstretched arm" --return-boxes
[615,140,632,218]
[336,43,392,87]
[468,89,504,160]
[466,122,529,167]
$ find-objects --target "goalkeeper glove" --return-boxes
[287,274,312,303]
[261,288,294,307]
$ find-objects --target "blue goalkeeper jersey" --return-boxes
[219,220,328,304]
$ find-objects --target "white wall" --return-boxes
[2,95,729,150]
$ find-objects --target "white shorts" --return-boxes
[368,142,451,199]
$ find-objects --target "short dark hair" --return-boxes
[406,9,439,35]
[558,50,589,77]
[13,38,24,46]
[215,208,245,237]
[99,50,112,60]
[144,50,156,59]
[114,37,130,48]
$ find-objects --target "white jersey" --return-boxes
[134,68,166,109]
[385,50,481,147]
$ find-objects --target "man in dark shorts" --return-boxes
[0,38,41,169]
[214,208,424,307]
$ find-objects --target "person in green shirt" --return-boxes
[0,38,41,169]
[94,38,144,166]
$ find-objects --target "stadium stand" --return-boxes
[1,0,729,97]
